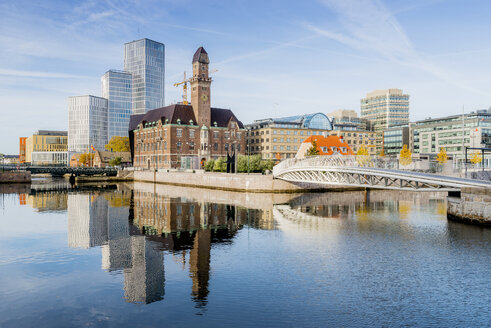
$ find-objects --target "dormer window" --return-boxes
[189,119,194,125]
[177,118,181,125]
[213,122,218,127]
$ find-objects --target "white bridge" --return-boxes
[273,155,491,191]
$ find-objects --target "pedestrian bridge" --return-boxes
[273,155,491,191]
[3,165,117,177]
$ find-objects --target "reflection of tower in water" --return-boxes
[189,229,211,306]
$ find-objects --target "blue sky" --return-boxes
[1,0,491,154]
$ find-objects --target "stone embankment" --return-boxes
[448,187,491,226]
[123,170,361,193]
[0,171,31,183]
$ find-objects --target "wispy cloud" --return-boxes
[0,69,91,79]
[308,0,491,98]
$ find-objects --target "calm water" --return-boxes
[0,181,490,327]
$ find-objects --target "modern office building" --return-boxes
[124,38,165,114]
[412,109,491,166]
[329,109,370,131]
[246,113,333,160]
[102,70,132,139]
[25,130,68,164]
[129,47,246,169]
[361,89,409,152]
[383,124,411,156]
[68,96,108,153]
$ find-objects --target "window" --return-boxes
[164,141,167,150]
[225,132,230,139]
[177,142,182,150]
[214,143,218,151]
[189,129,195,138]
[225,143,229,151]
[213,131,219,139]
[177,128,182,137]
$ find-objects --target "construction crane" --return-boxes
[174,69,218,105]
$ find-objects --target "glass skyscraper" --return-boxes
[124,38,165,114]
[102,70,132,139]
[68,95,108,153]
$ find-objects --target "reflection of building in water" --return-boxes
[20,192,68,212]
[68,194,108,249]
[65,189,256,307]
[189,229,211,305]
[123,236,165,304]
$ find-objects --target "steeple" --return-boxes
[192,47,209,64]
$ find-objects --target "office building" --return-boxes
[246,113,333,160]
[361,89,409,152]
[68,96,108,153]
[124,38,165,114]
[329,109,370,131]
[412,109,491,166]
[296,135,354,159]
[25,130,68,164]
[383,124,411,155]
[102,70,132,139]
[129,47,246,169]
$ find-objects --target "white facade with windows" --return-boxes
[68,95,108,153]
[102,70,132,140]
[31,151,68,165]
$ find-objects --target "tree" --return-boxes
[436,147,448,165]
[204,159,215,171]
[213,157,227,172]
[356,146,370,166]
[105,136,130,152]
[306,139,320,156]
[109,157,122,167]
[470,151,482,165]
[79,153,95,166]
[399,144,412,166]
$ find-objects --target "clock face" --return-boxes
[201,94,208,101]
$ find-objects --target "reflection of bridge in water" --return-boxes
[273,155,491,191]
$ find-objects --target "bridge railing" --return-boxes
[273,155,426,176]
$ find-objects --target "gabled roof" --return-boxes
[129,104,244,131]
[95,150,131,163]
[303,135,354,156]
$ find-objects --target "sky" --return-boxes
[1,0,491,154]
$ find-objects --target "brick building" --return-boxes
[129,47,246,169]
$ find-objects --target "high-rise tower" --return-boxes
[101,70,132,139]
[190,47,212,127]
[124,38,165,114]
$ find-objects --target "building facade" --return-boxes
[296,135,354,159]
[31,151,68,166]
[383,124,411,156]
[129,47,246,169]
[124,38,165,114]
[102,70,132,140]
[68,96,108,153]
[329,109,370,131]
[25,130,68,164]
[361,89,409,152]
[19,137,27,163]
[329,130,377,155]
[412,109,491,166]
[245,113,333,160]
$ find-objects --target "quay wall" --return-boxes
[128,170,361,193]
[0,171,31,184]
[448,187,491,226]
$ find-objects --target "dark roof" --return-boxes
[211,107,244,129]
[192,47,208,63]
[129,104,244,131]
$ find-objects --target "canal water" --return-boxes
[0,181,489,327]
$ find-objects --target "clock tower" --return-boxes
[190,47,211,127]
